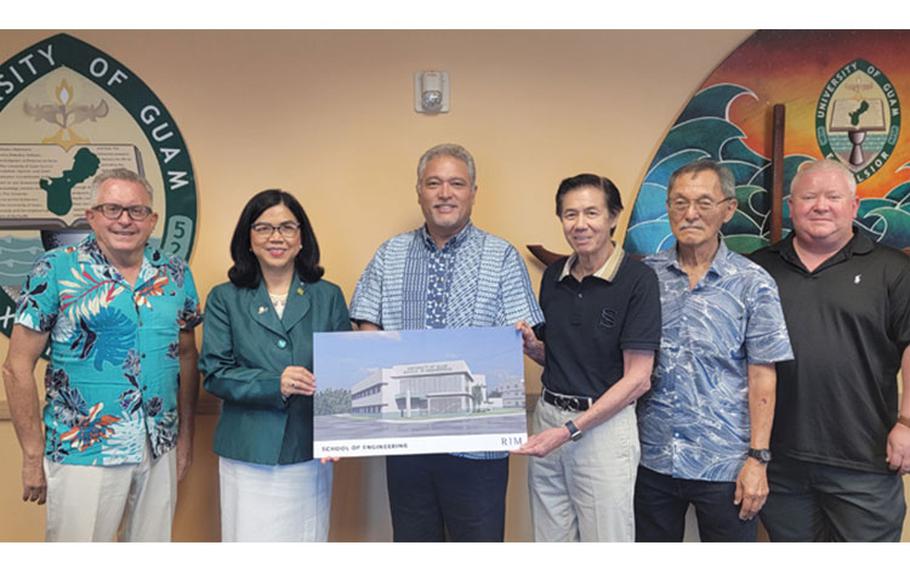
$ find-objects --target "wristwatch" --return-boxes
[747,448,772,465]
[564,420,583,442]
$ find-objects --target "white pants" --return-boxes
[528,398,640,542]
[44,442,176,542]
[219,457,333,542]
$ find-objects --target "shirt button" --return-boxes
[577,293,583,298]
[277,339,287,349]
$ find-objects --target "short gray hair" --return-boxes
[791,159,857,195]
[668,159,736,199]
[416,143,476,189]
[90,168,154,205]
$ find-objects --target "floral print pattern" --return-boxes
[16,234,202,465]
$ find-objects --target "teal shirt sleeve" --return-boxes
[15,252,60,332]
[200,285,285,409]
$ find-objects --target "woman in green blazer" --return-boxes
[199,189,350,542]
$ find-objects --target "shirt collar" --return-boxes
[777,229,873,271]
[667,238,735,280]
[558,246,625,282]
[420,221,474,252]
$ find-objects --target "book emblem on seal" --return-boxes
[815,59,901,183]
[0,33,197,338]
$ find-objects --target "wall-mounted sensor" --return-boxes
[415,71,449,114]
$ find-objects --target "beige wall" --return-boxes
[0,29,905,542]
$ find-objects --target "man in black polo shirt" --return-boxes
[751,159,910,541]
[513,173,661,541]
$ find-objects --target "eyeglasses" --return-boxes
[251,222,301,238]
[92,203,154,221]
[667,197,733,213]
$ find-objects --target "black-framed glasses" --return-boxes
[92,203,154,221]
[251,222,301,238]
[667,196,733,214]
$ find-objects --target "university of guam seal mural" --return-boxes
[625,30,910,256]
[816,59,900,183]
[0,33,197,337]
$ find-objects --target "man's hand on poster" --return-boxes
[512,426,570,458]
[515,321,544,366]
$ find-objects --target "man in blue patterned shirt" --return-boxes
[636,160,793,541]
[2,169,202,541]
[350,143,544,541]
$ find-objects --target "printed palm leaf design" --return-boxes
[101,417,146,464]
[149,409,178,456]
[59,265,124,320]
[16,278,48,315]
[166,340,180,360]
[178,297,202,328]
[147,396,163,417]
[165,257,186,287]
[70,307,136,370]
[51,380,90,427]
[31,257,52,277]
[118,350,143,415]
[44,366,91,428]
[69,317,97,360]
[60,401,120,452]
[46,437,70,463]
[134,273,169,309]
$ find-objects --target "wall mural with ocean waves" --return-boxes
[625,30,910,256]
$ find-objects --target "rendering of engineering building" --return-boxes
[351,360,492,418]
[499,380,525,408]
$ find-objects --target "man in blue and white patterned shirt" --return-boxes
[349,143,544,542]
[636,160,793,542]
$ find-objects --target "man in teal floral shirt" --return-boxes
[2,168,202,541]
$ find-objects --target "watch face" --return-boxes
[565,420,582,441]
[750,449,771,463]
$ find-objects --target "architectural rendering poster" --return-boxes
[312,326,528,458]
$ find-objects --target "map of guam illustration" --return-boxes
[39,147,101,215]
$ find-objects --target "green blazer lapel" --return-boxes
[282,276,312,332]
[248,283,286,337]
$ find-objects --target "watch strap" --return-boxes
[747,447,771,464]
[564,420,582,442]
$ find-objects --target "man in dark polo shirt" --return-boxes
[514,173,661,541]
[751,159,910,541]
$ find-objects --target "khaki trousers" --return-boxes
[44,441,176,542]
[528,398,639,542]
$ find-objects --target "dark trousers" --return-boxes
[761,457,905,542]
[634,465,757,542]
[386,453,509,542]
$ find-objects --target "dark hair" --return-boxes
[555,173,623,233]
[228,189,324,288]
